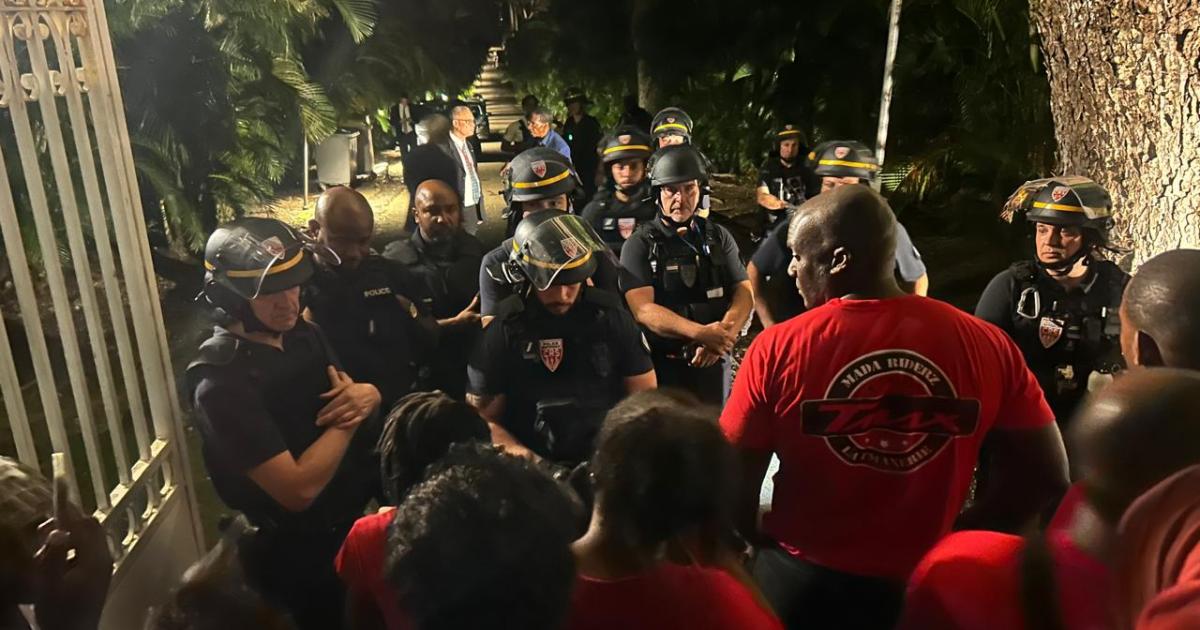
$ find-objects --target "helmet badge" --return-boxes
[618,134,632,145]
[261,236,286,259]
[834,146,850,159]
[666,117,676,123]
[784,124,794,131]
[531,160,547,178]
[560,237,582,259]
[1050,186,1070,203]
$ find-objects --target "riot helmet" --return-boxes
[508,210,606,291]
[651,107,693,147]
[502,147,582,236]
[601,126,653,165]
[563,87,592,107]
[648,144,712,226]
[201,217,334,326]
[1003,176,1117,272]
[807,140,880,183]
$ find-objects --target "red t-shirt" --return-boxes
[334,509,411,630]
[564,562,783,630]
[721,296,1053,578]
[898,530,1109,630]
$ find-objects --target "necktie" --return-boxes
[459,142,480,201]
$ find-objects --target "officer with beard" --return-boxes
[580,126,656,255]
[305,186,439,411]
[383,178,485,399]
[619,145,753,404]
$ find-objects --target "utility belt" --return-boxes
[241,509,361,539]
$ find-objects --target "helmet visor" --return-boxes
[515,215,607,291]
[209,229,338,299]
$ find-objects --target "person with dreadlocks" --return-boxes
[334,391,490,630]
[975,177,1129,428]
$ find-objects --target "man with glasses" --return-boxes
[527,106,572,161]
[449,105,486,230]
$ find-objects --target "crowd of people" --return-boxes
[4,89,1200,630]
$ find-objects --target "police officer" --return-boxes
[482,147,623,320]
[305,186,438,411]
[975,176,1129,425]
[747,140,930,328]
[620,144,752,404]
[754,123,813,240]
[467,211,657,464]
[187,218,381,630]
[651,106,694,149]
[383,178,485,399]
[562,87,603,200]
[580,126,656,255]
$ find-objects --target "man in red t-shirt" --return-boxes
[720,186,1069,628]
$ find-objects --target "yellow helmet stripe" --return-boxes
[1032,201,1086,213]
[818,159,880,171]
[512,169,571,189]
[602,144,652,155]
[653,122,689,133]
[778,130,804,137]
[204,249,306,278]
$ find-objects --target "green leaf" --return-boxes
[328,0,379,44]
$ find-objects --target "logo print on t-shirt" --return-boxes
[801,350,981,473]
[539,338,564,373]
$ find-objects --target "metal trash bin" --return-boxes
[314,130,360,186]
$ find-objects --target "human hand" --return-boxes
[696,322,736,355]
[691,345,722,368]
[317,366,381,429]
[33,503,113,630]
[453,295,482,326]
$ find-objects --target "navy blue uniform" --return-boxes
[580,183,657,256]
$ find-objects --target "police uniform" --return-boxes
[306,254,437,410]
[975,175,1129,425]
[620,215,748,404]
[580,184,657,255]
[756,125,814,235]
[188,322,378,630]
[383,229,484,399]
[468,288,652,464]
[563,89,603,200]
[479,237,625,316]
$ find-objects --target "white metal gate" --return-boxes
[0,0,203,627]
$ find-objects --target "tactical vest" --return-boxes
[494,290,626,464]
[384,233,481,319]
[1006,259,1127,412]
[642,219,731,350]
[590,187,657,253]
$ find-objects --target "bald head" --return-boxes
[1069,368,1200,523]
[413,178,462,241]
[310,186,374,269]
[786,185,899,307]
[1121,249,1200,369]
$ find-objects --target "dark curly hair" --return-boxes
[377,391,490,504]
[385,443,578,630]
[590,388,739,555]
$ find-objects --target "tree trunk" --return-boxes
[1030,0,1200,267]
[631,0,661,112]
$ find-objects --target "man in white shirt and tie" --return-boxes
[450,105,485,231]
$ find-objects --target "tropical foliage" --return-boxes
[106,0,502,252]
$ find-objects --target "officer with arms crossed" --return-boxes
[580,126,656,255]
[383,177,485,399]
[620,144,752,404]
[468,211,657,464]
[651,107,694,150]
[187,218,382,630]
[306,186,438,411]
[975,176,1128,427]
[748,140,929,327]
[481,147,623,320]
[754,123,812,241]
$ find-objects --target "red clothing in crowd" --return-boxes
[334,509,411,630]
[564,562,783,630]
[721,296,1054,579]
[898,530,1109,630]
